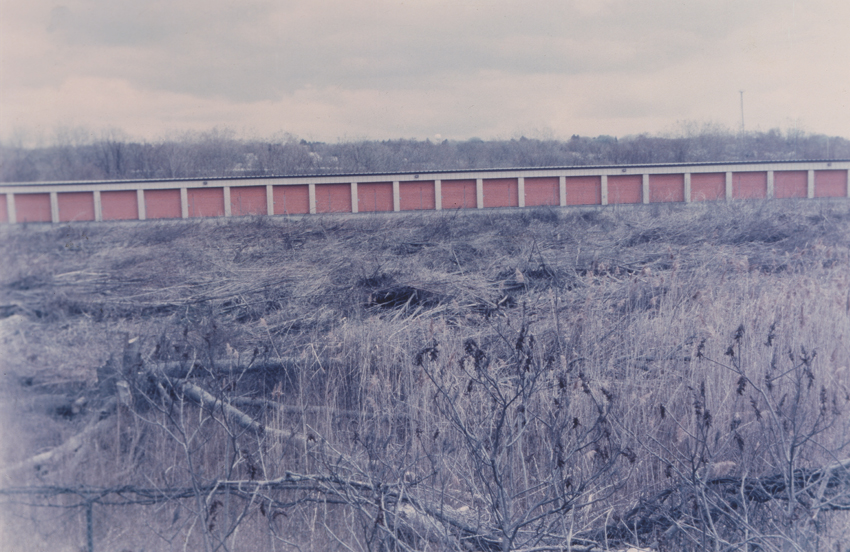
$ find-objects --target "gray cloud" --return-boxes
[34,0,771,99]
[1,0,848,142]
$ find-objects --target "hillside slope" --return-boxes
[2,201,849,551]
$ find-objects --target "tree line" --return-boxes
[1,125,848,183]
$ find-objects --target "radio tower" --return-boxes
[739,90,745,134]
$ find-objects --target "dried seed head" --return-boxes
[734,324,745,341]
[693,397,703,419]
[765,322,776,347]
[735,433,745,452]
[730,414,742,431]
[750,397,762,421]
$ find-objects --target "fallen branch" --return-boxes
[594,458,850,547]
[167,378,309,445]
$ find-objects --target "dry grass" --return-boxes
[1,199,850,551]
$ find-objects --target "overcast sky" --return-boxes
[1,0,848,145]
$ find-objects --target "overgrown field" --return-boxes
[1,201,850,552]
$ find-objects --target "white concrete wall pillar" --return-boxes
[50,192,59,223]
[601,175,608,206]
[350,182,358,213]
[807,170,815,199]
[223,187,232,217]
[266,185,274,216]
[137,189,146,220]
[517,177,525,208]
[392,181,400,212]
[559,176,567,207]
[308,183,317,214]
[180,188,189,218]
[6,194,16,224]
[476,178,484,209]
[725,172,733,200]
[434,179,442,210]
[93,190,103,222]
[684,173,691,203]
[767,170,775,199]
[136,188,147,220]
[642,174,650,204]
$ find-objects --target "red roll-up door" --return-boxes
[608,175,642,204]
[814,170,847,198]
[565,176,601,205]
[732,172,767,199]
[649,174,684,203]
[145,189,182,219]
[399,181,435,211]
[273,185,310,214]
[774,171,807,199]
[691,173,725,201]
[231,186,267,216]
[483,178,518,208]
[16,193,52,223]
[58,192,95,222]
[102,190,139,220]
[525,177,559,207]
[441,179,477,209]
[358,182,393,212]
[316,184,352,213]
[187,188,224,217]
